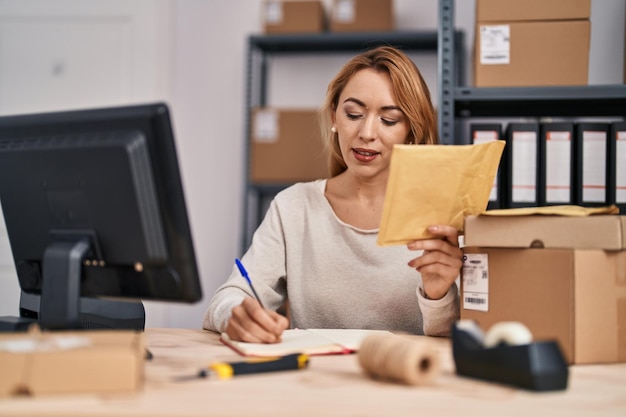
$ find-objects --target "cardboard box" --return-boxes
[329,0,393,33]
[263,1,325,34]
[464,214,626,250]
[0,329,144,397]
[474,20,590,87]
[476,0,590,22]
[461,215,626,364]
[250,108,328,183]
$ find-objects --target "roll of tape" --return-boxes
[455,319,486,345]
[357,333,440,386]
[483,321,533,348]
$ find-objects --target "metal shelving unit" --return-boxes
[437,0,626,144]
[242,30,465,250]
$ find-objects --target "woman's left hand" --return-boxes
[406,224,463,300]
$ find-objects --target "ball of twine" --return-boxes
[357,333,440,386]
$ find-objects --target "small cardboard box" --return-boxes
[474,20,590,87]
[464,214,626,250]
[461,215,626,364]
[250,108,328,183]
[476,0,590,22]
[263,0,326,35]
[329,0,394,33]
[0,329,144,397]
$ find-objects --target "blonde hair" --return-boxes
[319,46,438,177]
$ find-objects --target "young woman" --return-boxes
[203,46,462,343]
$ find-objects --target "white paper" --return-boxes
[512,131,537,203]
[334,0,355,23]
[0,335,91,353]
[462,254,489,312]
[480,25,510,65]
[582,130,607,202]
[545,130,571,203]
[265,1,283,24]
[253,109,279,143]
[473,131,500,201]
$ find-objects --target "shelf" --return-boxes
[249,30,463,54]
[454,85,626,118]
[438,0,626,144]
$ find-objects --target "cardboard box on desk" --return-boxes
[0,329,144,397]
[461,214,626,364]
[474,19,590,87]
[263,0,326,34]
[329,0,394,33]
[250,108,328,183]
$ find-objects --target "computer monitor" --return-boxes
[0,102,202,331]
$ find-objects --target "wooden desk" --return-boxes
[0,328,625,417]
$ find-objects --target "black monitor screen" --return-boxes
[0,103,202,330]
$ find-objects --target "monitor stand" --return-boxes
[0,239,145,332]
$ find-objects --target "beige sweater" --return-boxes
[203,180,459,336]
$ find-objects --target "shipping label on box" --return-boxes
[479,25,510,65]
[462,253,489,312]
[253,108,279,144]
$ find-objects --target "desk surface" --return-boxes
[0,328,625,417]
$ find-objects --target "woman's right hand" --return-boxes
[224,297,289,343]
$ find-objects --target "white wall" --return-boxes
[0,0,624,329]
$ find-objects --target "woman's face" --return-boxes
[332,68,410,180]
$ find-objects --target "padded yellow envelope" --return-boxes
[377,141,505,246]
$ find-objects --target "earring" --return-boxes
[331,126,337,133]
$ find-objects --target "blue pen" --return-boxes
[235,258,265,308]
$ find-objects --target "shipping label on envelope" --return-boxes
[377,141,505,246]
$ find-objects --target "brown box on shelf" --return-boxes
[473,19,590,87]
[0,329,144,397]
[263,0,325,35]
[476,0,590,22]
[329,0,394,33]
[250,108,328,183]
[461,214,626,364]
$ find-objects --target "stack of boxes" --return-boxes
[473,0,591,87]
[255,0,395,183]
[461,213,626,365]
[262,0,394,35]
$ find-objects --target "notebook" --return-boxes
[220,328,393,357]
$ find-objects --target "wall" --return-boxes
[0,0,624,329]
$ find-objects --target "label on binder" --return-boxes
[473,131,500,201]
[616,131,626,203]
[480,25,510,65]
[546,131,572,203]
[512,131,537,203]
[582,130,607,202]
[462,254,489,312]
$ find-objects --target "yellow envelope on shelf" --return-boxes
[377,141,505,246]
[483,205,619,216]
